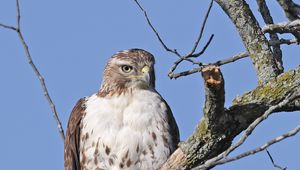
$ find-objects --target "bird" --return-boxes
[64,49,179,170]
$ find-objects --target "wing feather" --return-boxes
[164,100,180,148]
[64,98,86,170]
[156,91,180,150]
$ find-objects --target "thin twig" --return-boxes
[0,0,65,141]
[266,149,287,170]
[16,0,20,29]
[189,34,214,58]
[167,33,214,78]
[195,93,299,169]
[0,23,17,30]
[133,0,181,57]
[187,0,213,56]
[134,0,216,77]
[167,1,215,77]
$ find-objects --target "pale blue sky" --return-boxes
[0,0,299,170]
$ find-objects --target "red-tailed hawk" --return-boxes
[64,49,179,170]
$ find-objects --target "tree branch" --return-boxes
[133,0,216,79]
[214,0,280,84]
[269,38,299,46]
[169,51,249,79]
[276,0,300,41]
[266,149,287,170]
[262,19,300,41]
[168,34,214,78]
[193,124,300,169]
[213,51,249,66]
[162,65,226,169]
[276,0,300,21]
[162,66,300,169]
[0,0,65,141]
[0,23,17,30]
[196,92,300,169]
[256,0,284,73]
[133,0,181,58]
[187,0,213,57]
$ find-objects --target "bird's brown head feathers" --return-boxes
[98,49,156,97]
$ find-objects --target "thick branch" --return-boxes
[262,19,300,41]
[214,0,280,84]
[196,124,300,169]
[275,0,300,40]
[162,67,300,169]
[276,0,300,21]
[162,65,226,169]
[269,38,298,46]
[197,92,299,169]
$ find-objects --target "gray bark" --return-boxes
[161,1,300,169]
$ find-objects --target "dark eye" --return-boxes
[121,65,133,73]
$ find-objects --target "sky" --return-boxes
[0,0,300,170]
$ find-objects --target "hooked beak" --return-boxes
[128,65,151,87]
[141,65,150,84]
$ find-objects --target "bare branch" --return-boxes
[195,93,300,169]
[0,23,17,30]
[269,38,299,46]
[134,0,216,79]
[169,67,203,79]
[193,124,300,169]
[266,149,287,170]
[169,51,249,79]
[133,0,181,58]
[276,0,300,21]
[167,34,214,78]
[213,51,249,66]
[188,34,214,58]
[263,19,300,33]
[163,67,300,169]
[263,19,300,40]
[0,0,65,141]
[16,0,20,29]
[187,0,213,56]
[256,0,284,73]
[215,0,280,84]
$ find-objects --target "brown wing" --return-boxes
[164,100,180,148]
[64,98,86,170]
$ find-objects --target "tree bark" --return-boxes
[214,0,280,84]
[162,67,300,169]
[161,1,300,168]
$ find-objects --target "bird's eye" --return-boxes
[121,65,133,73]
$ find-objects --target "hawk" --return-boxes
[64,49,179,170]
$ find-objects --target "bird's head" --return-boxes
[99,49,156,97]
